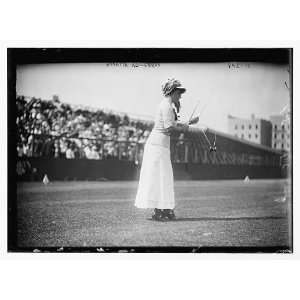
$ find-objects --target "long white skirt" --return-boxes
[135,142,175,209]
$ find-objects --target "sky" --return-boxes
[16,62,290,133]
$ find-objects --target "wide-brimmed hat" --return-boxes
[162,78,186,96]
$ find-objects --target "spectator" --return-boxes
[66,143,75,159]
[16,95,154,160]
[84,144,91,159]
[42,137,55,157]
[89,145,100,160]
[54,140,60,158]
[17,143,24,157]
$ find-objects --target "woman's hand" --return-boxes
[182,123,189,132]
[189,116,199,125]
[172,123,189,133]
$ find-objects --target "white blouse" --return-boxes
[147,98,176,149]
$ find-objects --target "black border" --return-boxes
[7,48,293,253]
[8,48,290,64]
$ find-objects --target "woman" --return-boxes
[134,79,199,221]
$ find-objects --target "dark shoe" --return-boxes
[151,208,166,221]
[163,209,176,220]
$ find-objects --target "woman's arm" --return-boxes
[165,115,200,134]
[162,104,200,134]
[165,122,189,134]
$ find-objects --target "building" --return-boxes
[227,114,272,147]
[270,115,291,151]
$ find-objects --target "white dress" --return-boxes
[135,98,176,209]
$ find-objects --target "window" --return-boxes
[282,125,285,130]
[274,125,277,130]
[256,124,258,130]
[241,134,244,139]
[249,124,252,129]
[282,143,284,149]
[287,143,289,148]
[274,143,276,148]
[248,134,251,139]
[234,125,238,130]
[241,125,244,130]
[282,134,284,139]
[255,134,258,139]
[274,133,277,138]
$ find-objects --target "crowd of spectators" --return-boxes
[16,95,153,163]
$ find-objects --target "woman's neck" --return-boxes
[165,96,172,104]
[167,95,178,102]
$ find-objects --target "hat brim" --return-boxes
[175,87,186,93]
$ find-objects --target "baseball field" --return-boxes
[15,179,292,251]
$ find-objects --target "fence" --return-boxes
[16,131,285,181]
[17,134,191,164]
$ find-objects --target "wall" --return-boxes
[17,156,283,182]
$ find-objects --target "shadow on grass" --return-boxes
[148,216,286,222]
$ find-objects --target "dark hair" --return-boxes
[173,101,181,121]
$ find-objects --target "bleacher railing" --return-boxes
[17,134,191,164]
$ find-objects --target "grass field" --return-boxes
[16,179,292,250]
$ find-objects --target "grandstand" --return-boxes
[16,95,286,181]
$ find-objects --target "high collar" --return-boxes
[164,97,172,105]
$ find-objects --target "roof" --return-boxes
[189,127,283,155]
